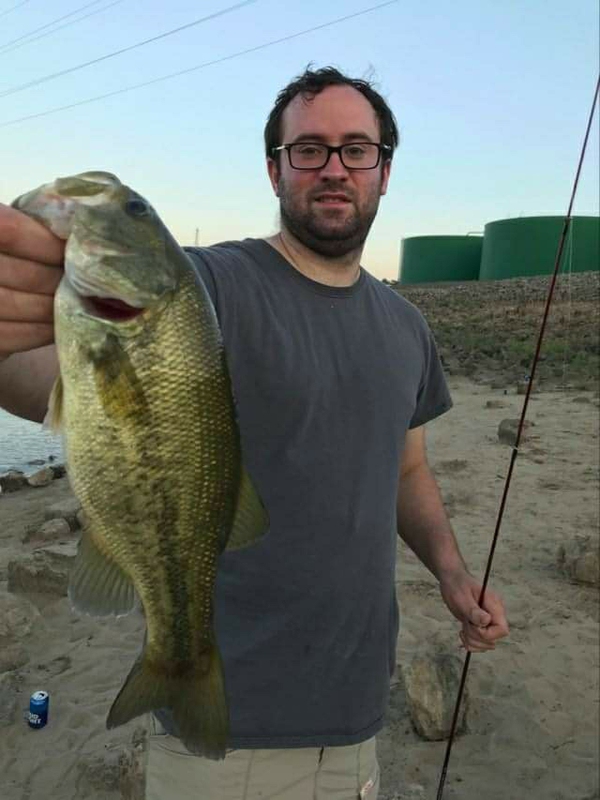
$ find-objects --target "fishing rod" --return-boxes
[435,72,600,800]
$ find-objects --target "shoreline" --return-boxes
[0,377,598,800]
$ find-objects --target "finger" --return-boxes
[468,605,492,628]
[0,253,64,295]
[479,622,509,642]
[481,593,510,636]
[0,286,54,324]
[0,321,55,356]
[465,621,506,645]
[0,203,64,265]
[460,630,495,653]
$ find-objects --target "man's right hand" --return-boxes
[0,203,65,361]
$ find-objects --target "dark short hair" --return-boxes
[264,65,399,163]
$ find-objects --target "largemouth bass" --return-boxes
[13,171,267,759]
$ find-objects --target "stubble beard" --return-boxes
[278,178,383,259]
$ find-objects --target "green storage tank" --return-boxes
[479,215,599,280]
[398,235,483,284]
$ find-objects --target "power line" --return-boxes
[0,0,123,57]
[0,0,398,128]
[0,0,259,96]
[0,0,107,51]
[0,0,32,20]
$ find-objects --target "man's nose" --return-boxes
[319,150,349,179]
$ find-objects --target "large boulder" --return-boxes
[401,650,468,741]
[497,418,533,447]
[7,542,77,596]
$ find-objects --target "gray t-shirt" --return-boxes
[158,238,452,749]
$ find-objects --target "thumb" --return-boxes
[469,606,491,627]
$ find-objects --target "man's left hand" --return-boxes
[439,569,509,653]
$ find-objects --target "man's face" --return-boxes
[268,85,391,258]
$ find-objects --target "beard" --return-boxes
[278,178,383,258]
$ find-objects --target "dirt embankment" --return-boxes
[392,271,599,391]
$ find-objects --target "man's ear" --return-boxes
[380,159,392,196]
[267,157,280,197]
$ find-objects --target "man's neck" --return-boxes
[265,229,362,288]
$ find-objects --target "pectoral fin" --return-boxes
[43,374,64,433]
[225,466,268,550]
[69,527,137,617]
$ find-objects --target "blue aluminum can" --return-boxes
[28,691,49,729]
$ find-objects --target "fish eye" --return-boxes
[125,198,150,217]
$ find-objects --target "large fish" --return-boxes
[13,171,267,759]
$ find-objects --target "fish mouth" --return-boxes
[64,263,147,323]
[82,295,146,322]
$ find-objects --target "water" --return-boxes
[0,407,64,475]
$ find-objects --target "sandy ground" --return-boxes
[0,377,598,800]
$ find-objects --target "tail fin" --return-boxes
[106,643,228,760]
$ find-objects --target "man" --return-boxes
[0,67,508,799]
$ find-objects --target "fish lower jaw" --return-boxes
[81,295,146,322]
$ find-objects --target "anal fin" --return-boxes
[225,466,268,551]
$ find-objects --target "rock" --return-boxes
[119,727,147,800]
[0,644,29,673]
[27,467,55,488]
[76,752,120,793]
[7,542,77,596]
[497,418,533,446]
[401,651,468,740]
[50,464,67,479]
[44,497,82,531]
[485,399,506,409]
[76,509,88,530]
[0,673,21,727]
[557,535,599,586]
[381,787,426,800]
[572,396,591,404]
[0,470,28,493]
[23,518,72,545]
[0,591,41,646]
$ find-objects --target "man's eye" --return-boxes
[297,145,322,155]
[345,146,367,157]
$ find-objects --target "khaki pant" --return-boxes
[145,717,380,800]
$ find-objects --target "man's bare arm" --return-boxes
[396,425,509,651]
[396,425,466,578]
[0,345,59,423]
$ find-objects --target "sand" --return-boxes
[0,378,598,800]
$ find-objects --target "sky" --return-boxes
[0,0,598,280]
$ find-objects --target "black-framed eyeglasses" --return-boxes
[272,142,392,170]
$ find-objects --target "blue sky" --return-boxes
[0,0,598,279]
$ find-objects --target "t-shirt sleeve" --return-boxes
[409,329,453,428]
[184,246,218,308]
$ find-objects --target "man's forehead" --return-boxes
[281,85,379,141]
